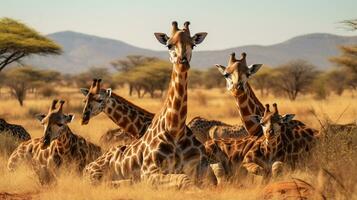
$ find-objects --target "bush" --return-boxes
[308,122,357,199]
[39,86,59,97]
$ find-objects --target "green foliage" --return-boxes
[115,60,171,98]
[3,66,61,106]
[250,66,275,96]
[201,67,226,89]
[271,60,318,100]
[0,18,62,71]
[73,66,114,89]
[311,72,329,100]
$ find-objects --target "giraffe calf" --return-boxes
[205,103,318,183]
[244,103,318,178]
[7,100,102,184]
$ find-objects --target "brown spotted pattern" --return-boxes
[216,53,265,137]
[7,100,102,184]
[84,22,216,189]
[205,103,319,182]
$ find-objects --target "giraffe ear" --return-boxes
[280,114,295,123]
[247,64,262,77]
[106,88,112,97]
[35,114,46,122]
[250,115,262,124]
[215,64,227,76]
[65,114,75,123]
[192,32,208,45]
[154,33,169,45]
[80,88,89,96]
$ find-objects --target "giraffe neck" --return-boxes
[55,127,75,154]
[233,83,264,136]
[103,93,154,138]
[158,63,189,139]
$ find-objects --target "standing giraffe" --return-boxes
[84,21,216,188]
[216,52,264,136]
[81,79,154,140]
[8,100,101,184]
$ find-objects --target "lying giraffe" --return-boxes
[216,52,265,137]
[7,100,101,183]
[187,117,246,143]
[0,118,31,141]
[245,103,318,177]
[205,104,319,182]
[84,21,217,189]
[99,128,136,147]
[81,78,241,146]
[81,78,154,140]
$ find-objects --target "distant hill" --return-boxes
[26,31,357,73]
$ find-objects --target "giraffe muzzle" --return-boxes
[81,112,90,125]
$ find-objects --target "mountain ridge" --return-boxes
[25,31,357,73]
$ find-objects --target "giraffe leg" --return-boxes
[271,161,284,178]
[7,144,28,172]
[210,163,225,185]
[83,151,112,185]
[141,173,196,190]
[83,146,120,185]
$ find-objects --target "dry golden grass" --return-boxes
[0,86,356,199]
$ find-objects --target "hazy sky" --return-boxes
[1,0,356,50]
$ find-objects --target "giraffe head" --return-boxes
[80,79,112,125]
[36,100,74,148]
[154,21,207,65]
[216,52,262,92]
[252,103,295,141]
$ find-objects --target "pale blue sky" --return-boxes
[1,0,356,50]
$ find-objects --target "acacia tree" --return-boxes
[4,67,44,106]
[341,19,357,31]
[330,20,357,91]
[111,55,158,96]
[115,60,171,98]
[0,18,62,72]
[251,66,275,97]
[272,60,317,100]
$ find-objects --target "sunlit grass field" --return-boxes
[0,86,356,199]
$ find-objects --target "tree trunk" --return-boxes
[129,84,133,96]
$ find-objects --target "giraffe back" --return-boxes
[188,116,247,143]
[7,129,102,181]
[99,128,136,148]
[0,118,31,141]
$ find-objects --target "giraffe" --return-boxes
[204,103,319,182]
[80,78,154,140]
[82,78,246,145]
[245,103,319,178]
[0,118,31,141]
[7,100,102,184]
[84,21,216,188]
[99,128,136,148]
[187,116,247,143]
[216,52,264,137]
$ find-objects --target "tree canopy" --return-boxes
[0,18,62,71]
